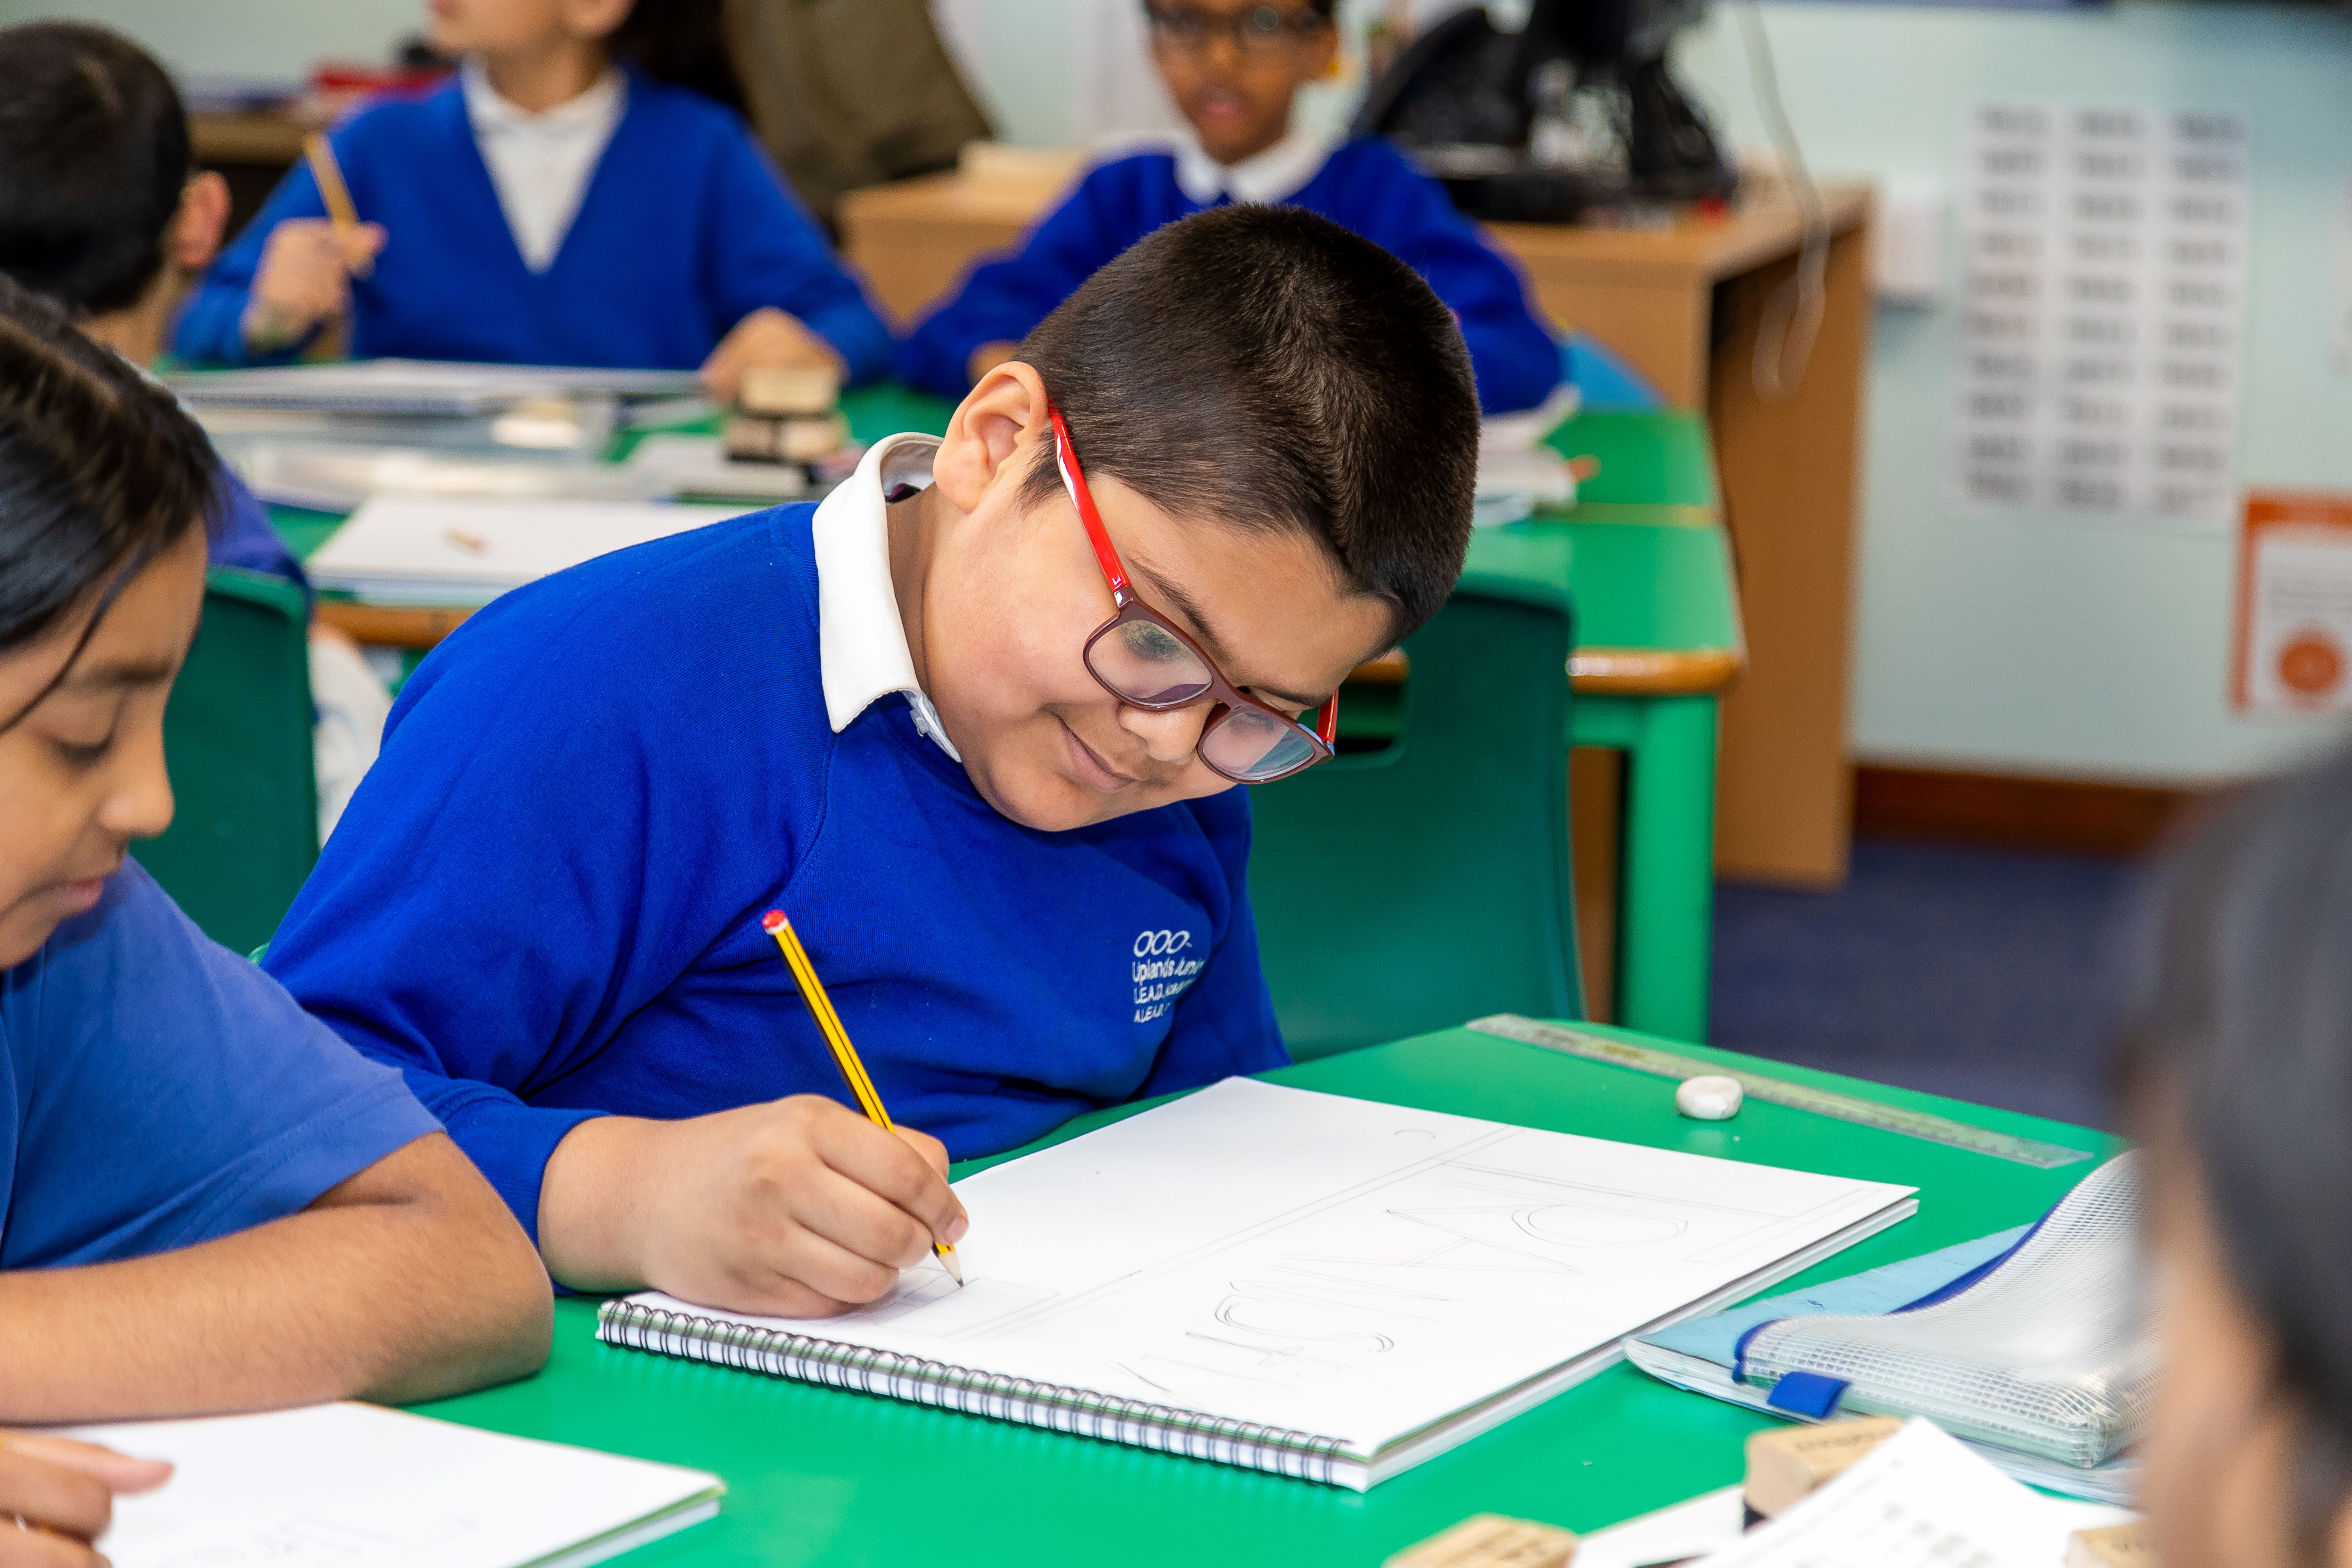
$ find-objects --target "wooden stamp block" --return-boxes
[1385,1512,1578,1568]
[2066,1521,2153,1568]
[739,365,841,417]
[1743,1415,1906,1519]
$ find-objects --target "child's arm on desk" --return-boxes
[0,1134,549,1422]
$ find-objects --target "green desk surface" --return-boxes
[413,1028,2121,1567]
[1545,411,1719,512]
[275,390,1737,666]
[1467,518,1740,658]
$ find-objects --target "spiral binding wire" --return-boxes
[597,1300,1352,1484]
[1739,1152,2151,1469]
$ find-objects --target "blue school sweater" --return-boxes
[264,505,1286,1240]
[897,137,1561,414]
[173,71,892,382]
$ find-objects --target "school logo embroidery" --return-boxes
[1131,928,1202,1024]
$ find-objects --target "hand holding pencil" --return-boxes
[764,911,965,1286]
[239,135,385,354]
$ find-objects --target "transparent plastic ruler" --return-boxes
[1466,1014,2096,1170]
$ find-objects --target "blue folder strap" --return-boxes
[1891,1210,2051,1314]
[1764,1371,1851,1419]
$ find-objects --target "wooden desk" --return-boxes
[838,167,1872,887]
[413,1023,2118,1567]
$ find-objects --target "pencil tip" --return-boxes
[940,1246,965,1286]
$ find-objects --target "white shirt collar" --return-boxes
[459,57,626,272]
[1171,124,1336,206]
[812,433,961,762]
[460,55,625,133]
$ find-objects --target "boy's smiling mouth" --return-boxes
[1058,716,1145,793]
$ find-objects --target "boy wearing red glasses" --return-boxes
[899,0,1561,415]
[266,205,1478,1319]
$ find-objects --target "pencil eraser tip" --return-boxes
[761,910,787,933]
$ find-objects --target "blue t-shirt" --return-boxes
[0,861,440,1268]
[210,464,310,608]
[265,503,1287,1242]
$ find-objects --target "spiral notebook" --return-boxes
[599,1078,1916,1489]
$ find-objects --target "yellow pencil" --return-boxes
[301,132,374,280]
[762,909,964,1285]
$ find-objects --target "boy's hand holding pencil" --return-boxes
[537,1097,968,1318]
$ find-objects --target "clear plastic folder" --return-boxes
[1736,1152,2150,1470]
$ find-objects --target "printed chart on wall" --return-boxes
[2235,492,2352,714]
[1951,103,2250,528]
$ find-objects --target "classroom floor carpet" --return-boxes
[1708,836,2144,1134]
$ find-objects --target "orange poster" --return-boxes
[2235,491,2352,712]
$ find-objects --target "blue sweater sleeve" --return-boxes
[173,154,335,368]
[1138,789,1287,1097]
[894,165,1135,399]
[263,527,812,1240]
[1342,144,1562,414]
[703,129,894,384]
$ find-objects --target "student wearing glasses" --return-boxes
[263,205,1480,1319]
[897,0,1563,415]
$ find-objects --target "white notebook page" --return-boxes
[56,1402,721,1568]
[622,1078,1915,1458]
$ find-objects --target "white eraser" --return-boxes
[1676,1074,1744,1120]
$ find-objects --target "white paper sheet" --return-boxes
[306,496,758,604]
[56,1402,721,1568]
[625,1079,1914,1461]
[1690,1418,2134,1568]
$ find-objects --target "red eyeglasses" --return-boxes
[1050,407,1338,784]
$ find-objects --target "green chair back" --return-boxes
[1246,574,1583,1061]
[131,567,318,953]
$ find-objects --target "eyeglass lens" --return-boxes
[1149,5,1315,54]
[1201,705,1323,782]
[1088,617,1216,706]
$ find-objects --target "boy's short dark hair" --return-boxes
[0,22,191,316]
[1017,204,1478,643]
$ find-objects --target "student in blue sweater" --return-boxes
[0,274,549,1546]
[267,205,1480,1320]
[173,0,890,400]
[899,0,1560,414]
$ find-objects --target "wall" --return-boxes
[0,0,414,80]
[1671,1,2352,785]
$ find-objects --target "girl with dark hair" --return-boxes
[0,274,550,1552]
[2119,742,2352,1567]
[172,0,887,400]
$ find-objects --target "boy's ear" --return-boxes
[931,360,1052,517]
[170,173,231,274]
